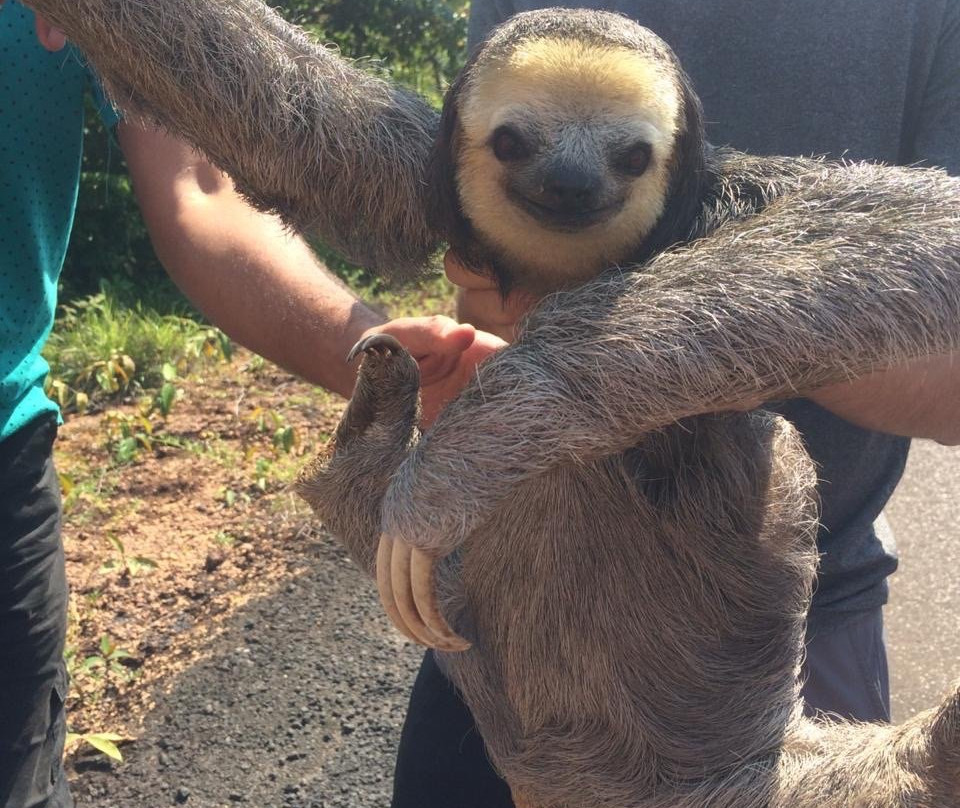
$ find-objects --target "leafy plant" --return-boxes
[102,410,154,464]
[273,0,468,100]
[249,407,299,454]
[100,535,158,577]
[65,731,125,762]
[65,634,139,707]
[44,289,232,413]
[154,362,180,418]
[254,457,273,492]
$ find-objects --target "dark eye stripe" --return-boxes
[491,125,531,162]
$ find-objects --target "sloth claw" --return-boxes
[376,533,471,653]
[347,333,404,363]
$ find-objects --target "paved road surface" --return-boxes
[884,438,960,721]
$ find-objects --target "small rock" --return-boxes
[204,550,227,573]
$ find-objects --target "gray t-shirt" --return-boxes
[469,0,960,632]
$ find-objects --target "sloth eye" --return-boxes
[491,126,531,162]
[618,142,653,176]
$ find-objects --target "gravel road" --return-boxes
[70,442,959,808]
[72,531,424,808]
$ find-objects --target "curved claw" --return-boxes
[347,332,404,363]
[375,536,422,646]
[410,549,470,651]
[374,533,471,653]
[390,538,446,647]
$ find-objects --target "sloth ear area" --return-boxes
[427,54,486,267]
[634,68,708,261]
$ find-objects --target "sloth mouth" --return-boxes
[513,194,622,232]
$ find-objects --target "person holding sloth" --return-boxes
[391,2,960,805]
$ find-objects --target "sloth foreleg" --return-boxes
[381,162,960,558]
[26,0,440,276]
[296,335,420,578]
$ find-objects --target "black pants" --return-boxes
[391,613,890,808]
[0,416,73,808]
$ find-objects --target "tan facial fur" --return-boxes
[457,38,682,284]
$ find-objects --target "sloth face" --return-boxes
[456,37,683,286]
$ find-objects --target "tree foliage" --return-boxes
[274,0,468,98]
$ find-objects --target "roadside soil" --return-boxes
[59,349,424,808]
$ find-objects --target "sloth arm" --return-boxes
[381,162,960,555]
[25,0,441,275]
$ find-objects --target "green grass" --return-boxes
[43,289,230,410]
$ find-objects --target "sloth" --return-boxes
[298,10,960,808]
[24,0,960,805]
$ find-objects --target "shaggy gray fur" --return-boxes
[26,0,441,275]
[299,338,959,807]
[301,151,960,804]
[381,156,960,556]
[299,143,960,808]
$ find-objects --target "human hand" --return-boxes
[362,315,507,428]
[33,12,66,51]
[445,251,534,342]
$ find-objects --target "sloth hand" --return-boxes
[375,382,515,652]
[364,315,506,428]
[375,429,480,652]
[374,532,471,652]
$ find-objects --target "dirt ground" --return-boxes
[59,349,425,807]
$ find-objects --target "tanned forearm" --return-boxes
[119,123,382,399]
[808,352,960,445]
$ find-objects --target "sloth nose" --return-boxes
[540,165,602,212]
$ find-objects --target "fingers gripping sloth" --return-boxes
[25,1,960,804]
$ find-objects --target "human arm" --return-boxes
[445,251,533,342]
[806,354,960,445]
[120,123,482,405]
[380,162,960,556]
[120,122,377,397]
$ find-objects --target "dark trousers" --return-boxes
[392,609,890,808]
[0,416,73,808]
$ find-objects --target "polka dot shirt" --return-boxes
[0,0,118,440]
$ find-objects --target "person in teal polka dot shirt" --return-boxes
[0,3,503,806]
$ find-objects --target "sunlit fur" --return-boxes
[457,39,681,288]
[301,13,960,808]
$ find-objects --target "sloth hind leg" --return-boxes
[296,334,421,576]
